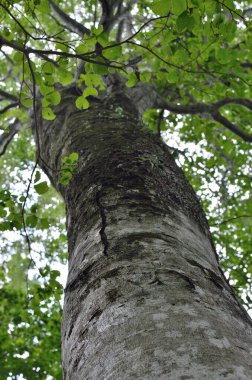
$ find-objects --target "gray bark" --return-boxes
[37,83,252,380]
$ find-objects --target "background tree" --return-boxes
[0,0,252,379]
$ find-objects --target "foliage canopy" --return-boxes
[0,0,251,378]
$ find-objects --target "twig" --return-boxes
[211,215,252,226]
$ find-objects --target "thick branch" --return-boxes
[0,89,19,102]
[48,0,90,36]
[215,98,252,110]
[211,111,252,143]
[0,119,22,156]
[155,96,210,114]
[0,102,19,114]
[99,0,114,32]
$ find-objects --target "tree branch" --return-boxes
[242,62,252,69]
[0,34,122,69]
[153,94,252,142]
[211,215,252,227]
[1,3,70,44]
[99,0,114,33]
[0,89,19,102]
[0,102,19,115]
[156,109,164,137]
[99,0,137,35]
[215,98,252,110]
[48,0,90,37]
[0,119,22,157]
[211,111,252,143]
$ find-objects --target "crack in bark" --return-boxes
[96,190,109,256]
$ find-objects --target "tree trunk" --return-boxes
[37,85,252,379]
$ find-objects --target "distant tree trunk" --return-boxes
[37,83,252,379]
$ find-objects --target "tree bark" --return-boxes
[37,85,252,379]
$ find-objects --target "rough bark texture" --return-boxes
[37,84,252,380]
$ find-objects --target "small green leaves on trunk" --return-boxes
[59,152,79,185]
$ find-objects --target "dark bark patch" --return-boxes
[107,288,118,303]
[72,356,81,373]
[102,267,120,279]
[67,323,74,338]
[95,190,109,256]
[89,309,102,322]
[65,263,95,293]
[78,327,88,341]
[111,239,144,259]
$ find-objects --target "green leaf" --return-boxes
[42,107,56,120]
[166,70,179,83]
[60,152,79,186]
[140,72,151,83]
[34,181,49,195]
[39,217,50,229]
[152,0,187,16]
[126,72,138,87]
[58,69,73,85]
[84,36,97,49]
[172,0,187,15]
[30,204,38,214]
[0,206,7,218]
[13,52,24,64]
[34,171,41,183]
[55,42,69,52]
[26,214,38,228]
[20,94,33,107]
[76,42,89,55]
[40,85,54,96]
[91,25,103,36]
[151,0,171,15]
[81,73,102,87]
[20,85,33,107]
[84,62,94,73]
[68,152,79,162]
[176,12,195,32]
[42,62,54,75]
[97,32,109,47]
[0,221,11,231]
[41,97,50,107]
[163,30,176,43]
[93,61,108,75]
[59,171,72,185]
[45,91,61,106]
[103,45,122,60]
[83,86,98,97]
[75,96,89,110]
[215,48,233,64]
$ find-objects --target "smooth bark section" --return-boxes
[37,87,252,379]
